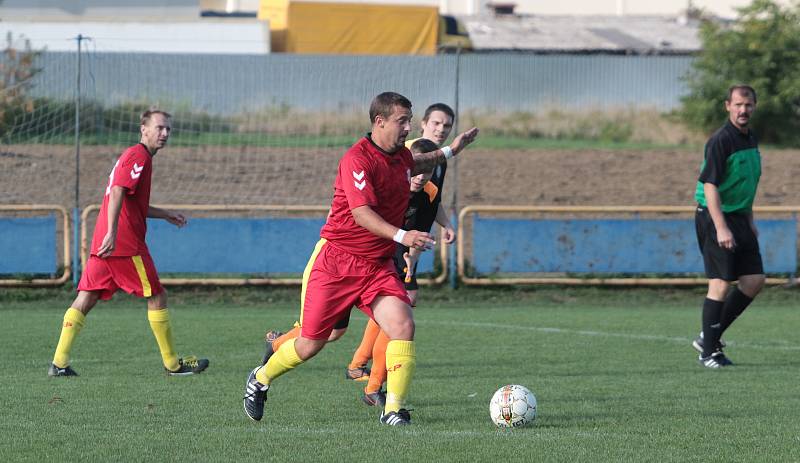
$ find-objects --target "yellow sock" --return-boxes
[384,340,416,413]
[52,308,85,368]
[147,308,179,371]
[257,338,303,384]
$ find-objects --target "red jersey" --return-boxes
[320,135,414,260]
[91,143,153,257]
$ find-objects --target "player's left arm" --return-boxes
[403,248,421,282]
[411,127,479,175]
[148,206,187,228]
[434,203,456,244]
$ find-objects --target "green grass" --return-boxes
[468,134,700,151]
[2,286,800,462]
[7,131,701,151]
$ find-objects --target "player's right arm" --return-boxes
[97,185,126,258]
[351,205,435,251]
[411,127,479,175]
[434,203,456,244]
[704,184,734,250]
[699,135,734,250]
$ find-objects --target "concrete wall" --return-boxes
[1,20,270,54]
[0,0,200,21]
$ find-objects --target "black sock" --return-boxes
[701,298,724,357]
[720,287,753,334]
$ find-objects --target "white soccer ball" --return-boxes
[489,384,537,428]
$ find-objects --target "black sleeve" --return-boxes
[698,135,728,186]
[403,194,420,231]
[432,163,446,205]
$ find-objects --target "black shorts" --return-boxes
[695,205,763,280]
[333,314,349,330]
[393,245,419,291]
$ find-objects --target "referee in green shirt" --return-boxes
[692,84,764,368]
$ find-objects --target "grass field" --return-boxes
[11,131,700,151]
[2,286,799,462]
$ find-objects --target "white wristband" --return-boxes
[441,145,453,159]
[393,229,407,244]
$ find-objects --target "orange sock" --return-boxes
[365,330,390,394]
[273,326,301,351]
[349,319,381,369]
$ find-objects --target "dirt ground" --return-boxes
[3,143,800,210]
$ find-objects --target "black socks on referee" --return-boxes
[701,298,724,357]
[701,288,754,357]
[720,287,753,333]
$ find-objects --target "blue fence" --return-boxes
[3,215,796,279]
[146,217,435,274]
[471,217,797,275]
[0,216,57,274]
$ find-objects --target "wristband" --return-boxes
[441,145,453,159]
[393,229,407,244]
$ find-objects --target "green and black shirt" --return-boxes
[695,120,761,214]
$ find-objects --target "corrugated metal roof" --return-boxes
[462,14,702,54]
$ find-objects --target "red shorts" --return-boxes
[300,239,410,340]
[78,254,164,300]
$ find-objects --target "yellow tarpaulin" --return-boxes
[262,1,439,55]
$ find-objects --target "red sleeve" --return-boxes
[339,150,377,210]
[402,148,415,172]
[112,149,149,195]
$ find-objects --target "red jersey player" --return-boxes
[48,110,209,378]
[243,92,478,426]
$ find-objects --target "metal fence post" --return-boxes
[449,48,462,289]
[72,34,83,286]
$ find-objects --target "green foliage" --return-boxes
[681,0,800,144]
[1,98,236,143]
[0,33,43,137]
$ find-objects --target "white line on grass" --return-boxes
[417,319,800,351]
[243,425,543,438]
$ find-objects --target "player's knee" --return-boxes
[72,290,100,314]
[739,274,765,297]
[707,279,729,300]
[327,327,347,342]
[389,317,415,340]
[148,289,168,309]
[294,337,326,361]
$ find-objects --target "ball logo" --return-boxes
[490,384,537,428]
[500,387,514,423]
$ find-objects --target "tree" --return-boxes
[0,32,42,137]
[681,0,800,144]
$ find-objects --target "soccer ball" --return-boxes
[489,384,537,428]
